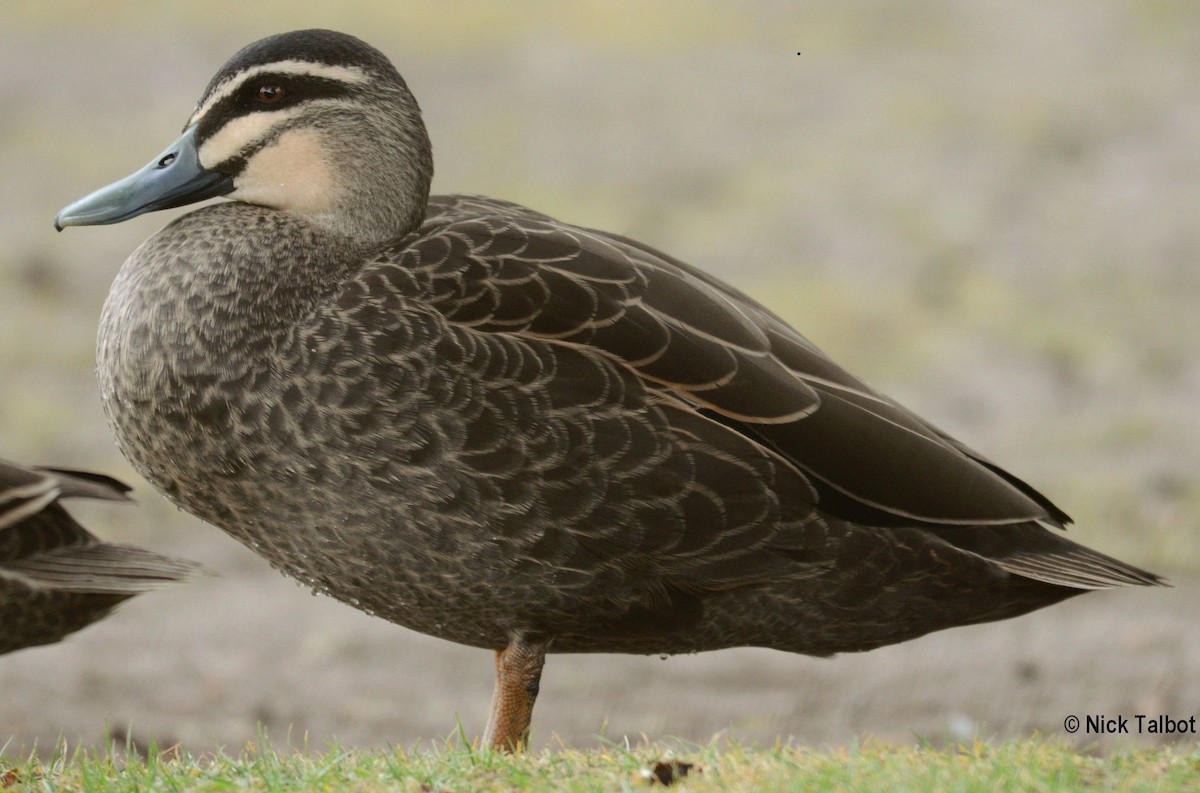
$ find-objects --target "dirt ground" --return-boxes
[0,534,1194,757]
[1,2,1197,760]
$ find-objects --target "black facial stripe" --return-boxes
[215,145,254,178]
[194,73,356,153]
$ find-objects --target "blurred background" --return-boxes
[1,1,1196,756]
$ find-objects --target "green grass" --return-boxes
[4,738,1198,792]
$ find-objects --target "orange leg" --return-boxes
[481,634,547,752]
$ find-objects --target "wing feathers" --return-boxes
[406,196,1061,527]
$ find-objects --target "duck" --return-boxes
[55,29,1164,750]
[1,458,199,655]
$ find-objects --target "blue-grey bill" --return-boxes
[55,126,234,231]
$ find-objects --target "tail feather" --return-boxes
[35,466,133,502]
[2,543,204,595]
[991,545,1165,589]
[926,522,1166,591]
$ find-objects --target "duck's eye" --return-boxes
[255,85,285,103]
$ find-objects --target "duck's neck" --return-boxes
[302,101,433,246]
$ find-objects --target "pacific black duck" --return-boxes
[0,459,199,655]
[56,29,1163,749]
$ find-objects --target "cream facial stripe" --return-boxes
[187,60,369,127]
[195,106,306,169]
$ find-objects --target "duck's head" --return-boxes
[56,29,433,246]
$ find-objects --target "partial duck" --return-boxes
[56,29,1163,749]
[1,459,200,655]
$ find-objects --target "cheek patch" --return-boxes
[230,128,339,216]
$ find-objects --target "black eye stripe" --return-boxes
[194,72,355,150]
[231,74,350,106]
